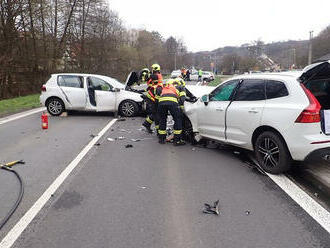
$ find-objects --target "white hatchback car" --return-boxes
[184,61,330,174]
[40,73,143,117]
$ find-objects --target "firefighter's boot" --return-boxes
[142,122,153,133]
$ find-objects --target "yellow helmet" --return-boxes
[151,63,161,72]
[175,77,185,87]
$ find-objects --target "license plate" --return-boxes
[321,110,330,135]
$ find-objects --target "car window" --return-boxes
[266,80,289,99]
[57,75,83,88]
[210,80,239,101]
[88,77,113,91]
[234,79,265,101]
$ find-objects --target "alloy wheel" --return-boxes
[257,137,280,168]
[121,102,135,116]
[48,100,63,115]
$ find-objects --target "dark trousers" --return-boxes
[158,101,182,141]
[143,99,159,128]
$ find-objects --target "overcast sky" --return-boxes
[108,0,330,52]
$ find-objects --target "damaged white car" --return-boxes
[183,61,330,174]
[40,72,143,117]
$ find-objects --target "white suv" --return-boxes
[184,61,330,174]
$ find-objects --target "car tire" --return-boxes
[254,131,291,174]
[118,100,139,117]
[46,97,65,116]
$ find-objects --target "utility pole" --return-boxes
[308,30,313,64]
[293,48,296,68]
[174,52,177,70]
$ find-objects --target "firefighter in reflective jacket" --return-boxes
[174,77,186,111]
[142,64,163,133]
[156,79,186,145]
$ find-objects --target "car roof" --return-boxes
[230,71,302,82]
[52,73,124,87]
[52,73,115,78]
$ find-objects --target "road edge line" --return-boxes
[0,107,46,125]
[0,118,117,248]
[267,173,330,234]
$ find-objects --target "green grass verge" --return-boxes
[0,94,41,117]
[208,75,233,86]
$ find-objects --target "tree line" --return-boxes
[0,0,189,99]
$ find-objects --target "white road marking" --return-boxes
[267,173,330,234]
[0,107,46,125]
[0,118,117,248]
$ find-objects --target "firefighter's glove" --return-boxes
[140,94,148,100]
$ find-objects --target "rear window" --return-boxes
[58,75,83,88]
[266,80,289,99]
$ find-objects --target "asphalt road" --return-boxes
[1,112,329,248]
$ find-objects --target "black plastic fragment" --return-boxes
[203,200,220,215]
[125,144,133,148]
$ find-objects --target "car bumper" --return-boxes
[304,147,330,163]
[40,94,46,106]
[284,125,330,161]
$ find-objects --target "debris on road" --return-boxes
[119,129,131,133]
[139,186,147,189]
[90,134,98,138]
[192,148,196,151]
[131,138,152,142]
[117,118,126,122]
[95,143,101,146]
[203,200,220,215]
[116,136,125,140]
[107,138,115,142]
[245,210,251,215]
[166,135,174,143]
[125,144,133,148]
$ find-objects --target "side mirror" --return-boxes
[201,94,209,106]
[112,88,120,92]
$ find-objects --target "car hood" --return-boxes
[125,71,139,89]
[185,85,215,98]
[298,60,330,83]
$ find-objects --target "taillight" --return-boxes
[41,85,46,92]
[295,83,321,123]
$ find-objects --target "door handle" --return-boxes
[216,107,224,111]
[248,109,259,113]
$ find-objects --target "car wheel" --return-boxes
[119,100,139,117]
[254,131,291,174]
[46,97,65,116]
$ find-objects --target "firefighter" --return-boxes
[139,68,151,84]
[156,79,186,146]
[141,64,163,133]
[174,77,186,111]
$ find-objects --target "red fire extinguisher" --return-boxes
[41,112,48,129]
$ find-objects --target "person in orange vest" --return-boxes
[142,64,163,133]
[156,79,186,145]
